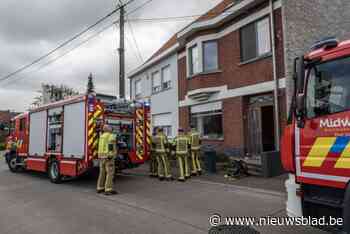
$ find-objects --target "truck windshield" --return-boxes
[306,56,350,118]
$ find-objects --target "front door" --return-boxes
[246,94,275,157]
[297,56,350,188]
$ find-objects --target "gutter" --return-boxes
[270,0,280,151]
[128,43,180,79]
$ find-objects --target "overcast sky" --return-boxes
[0,0,221,112]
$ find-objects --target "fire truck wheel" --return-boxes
[49,160,62,184]
[7,155,19,173]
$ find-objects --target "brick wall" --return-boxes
[178,8,285,101]
[177,4,286,153]
[282,0,350,109]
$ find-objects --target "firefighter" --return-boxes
[97,125,118,195]
[5,136,17,164]
[154,127,172,181]
[149,128,158,177]
[189,125,202,176]
[173,128,190,182]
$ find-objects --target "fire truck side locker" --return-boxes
[61,101,86,176]
[28,110,47,172]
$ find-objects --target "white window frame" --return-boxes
[151,71,161,94]
[202,40,219,72]
[240,16,272,63]
[161,65,171,90]
[189,44,199,76]
[135,79,142,97]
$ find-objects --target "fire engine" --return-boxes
[281,37,350,231]
[4,93,151,183]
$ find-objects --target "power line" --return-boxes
[127,0,153,16]
[3,21,118,87]
[0,0,135,83]
[126,10,244,23]
[126,16,144,63]
[1,0,154,86]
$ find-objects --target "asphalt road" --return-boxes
[0,158,327,234]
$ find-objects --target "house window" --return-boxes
[135,79,142,97]
[189,45,199,75]
[152,71,161,93]
[240,17,271,62]
[203,41,218,72]
[191,110,223,140]
[155,125,172,138]
[162,65,171,90]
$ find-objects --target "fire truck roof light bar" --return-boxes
[310,37,339,51]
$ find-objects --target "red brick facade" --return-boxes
[178,6,287,153]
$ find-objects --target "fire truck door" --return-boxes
[298,57,350,183]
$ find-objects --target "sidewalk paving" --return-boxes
[130,162,288,194]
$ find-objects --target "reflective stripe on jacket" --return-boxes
[174,136,189,154]
[190,131,200,150]
[98,132,116,158]
[154,133,167,153]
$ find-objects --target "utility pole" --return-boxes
[118,1,125,99]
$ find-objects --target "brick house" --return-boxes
[129,0,350,156]
[177,0,286,156]
[0,110,19,142]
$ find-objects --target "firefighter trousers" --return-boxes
[97,158,115,192]
[149,151,158,176]
[156,152,171,179]
[176,153,190,180]
[191,150,202,174]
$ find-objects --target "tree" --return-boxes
[86,73,95,94]
[30,83,79,108]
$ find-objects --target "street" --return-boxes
[0,158,326,234]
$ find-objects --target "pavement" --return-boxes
[0,159,328,234]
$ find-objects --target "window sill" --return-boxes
[152,87,172,95]
[187,69,222,79]
[239,53,272,66]
[202,138,224,142]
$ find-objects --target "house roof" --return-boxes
[128,0,235,78]
[147,0,234,62]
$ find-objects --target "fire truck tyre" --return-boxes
[49,160,62,184]
[7,155,19,173]
[343,183,350,233]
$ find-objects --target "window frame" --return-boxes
[161,65,172,90]
[189,44,199,76]
[190,110,224,140]
[135,79,142,98]
[151,71,161,94]
[305,56,350,119]
[202,40,219,73]
[240,16,272,63]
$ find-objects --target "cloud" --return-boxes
[0,0,221,112]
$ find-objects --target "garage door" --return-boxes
[152,113,171,127]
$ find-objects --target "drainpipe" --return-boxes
[270,0,280,151]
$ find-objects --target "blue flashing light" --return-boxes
[311,37,339,51]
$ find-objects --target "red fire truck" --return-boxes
[4,93,151,183]
[281,37,350,231]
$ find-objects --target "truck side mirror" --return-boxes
[295,56,306,93]
[296,94,305,128]
[293,56,306,128]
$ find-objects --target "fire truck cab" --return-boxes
[281,37,350,231]
[5,93,151,183]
